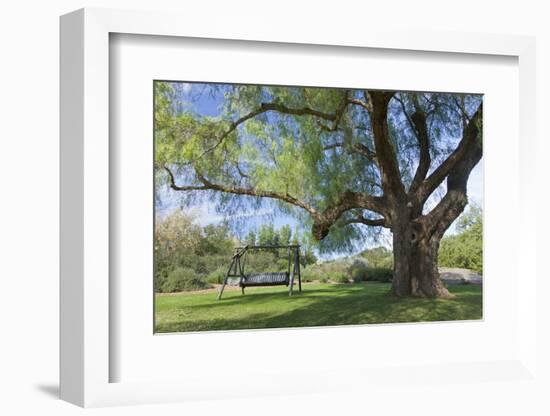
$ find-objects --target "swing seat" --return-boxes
[217,244,302,300]
[240,272,289,287]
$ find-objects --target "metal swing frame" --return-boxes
[217,245,302,300]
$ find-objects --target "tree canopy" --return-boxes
[155,81,483,298]
[155,82,482,256]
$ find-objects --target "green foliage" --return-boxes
[205,267,227,285]
[360,246,393,269]
[155,213,315,292]
[349,258,392,283]
[351,267,367,283]
[332,273,350,284]
[301,268,323,282]
[301,247,318,267]
[162,267,210,292]
[258,223,278,246]
[198,224,235,255]
[439,205,483,274]
[154,82,482,255]
[155,210,234,292]
[279,224,292,246]
[363,267,393,283]
[245,230,257,246]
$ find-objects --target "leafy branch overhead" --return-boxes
[156,84,481,240]
[155,82,482,298]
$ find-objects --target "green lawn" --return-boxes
[154,282,482,333]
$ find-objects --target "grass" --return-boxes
[154,282,482,333]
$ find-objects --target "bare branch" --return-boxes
[347,97,372,112]
[163,165,208,191]
[352,143,379,166]
[235,162,249,179]
[197,98,351,160]
[164,166,319,217]
[323,142,344,151]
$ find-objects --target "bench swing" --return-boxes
[217,245,302,300]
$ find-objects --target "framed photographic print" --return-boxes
[60,7,539,409]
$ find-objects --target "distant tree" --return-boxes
[291,228,300,246]
[361,246,393,269]
[154,210,202,291]
[245,230,257,246]
[198,223,234,255]
[155,210,201,259]
[302,247,317,266]
[439,205,483,273]
[258,223,276,246]
[279,224,292,246]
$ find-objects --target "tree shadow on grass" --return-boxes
[156,284,482,333]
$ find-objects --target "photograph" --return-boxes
[153,81,483,333]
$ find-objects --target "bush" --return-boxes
[319,276,329,284]
[205,267,227,284]
[438,205,483,274]
[161,267,211,292]
[351,267,367,283]
[277,258,290,271]
[360,246,393,268]
[363,267,393,283]
[302,268,323,282]
[332,272,350,284]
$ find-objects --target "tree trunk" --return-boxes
[409,235,452,298]
[390,220,453,299]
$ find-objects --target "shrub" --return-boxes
[162,267,211,292]
[319,276,329,284]
[363,267,393,283]
[205,267,227,284]
[438,204,483,274]
[351,268,367,283]
[360,247,393,269]
[332,272,350,284]
[302,268,323,282]
[277,259,290,271]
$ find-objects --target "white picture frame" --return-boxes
[60,7,538,408]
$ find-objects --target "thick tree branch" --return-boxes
[312,191,387,240]
[366,91,405,199]
[415,103,483,205]
[408,109,431,194]
[419,103,483,239]
[393,94,431,196]
[341,213,388,228]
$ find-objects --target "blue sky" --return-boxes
[157,82,483,255]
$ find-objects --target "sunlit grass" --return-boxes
[154,283,482,333]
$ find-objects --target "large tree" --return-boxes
[155,82,482,298]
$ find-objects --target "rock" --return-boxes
[438,267,482,285]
